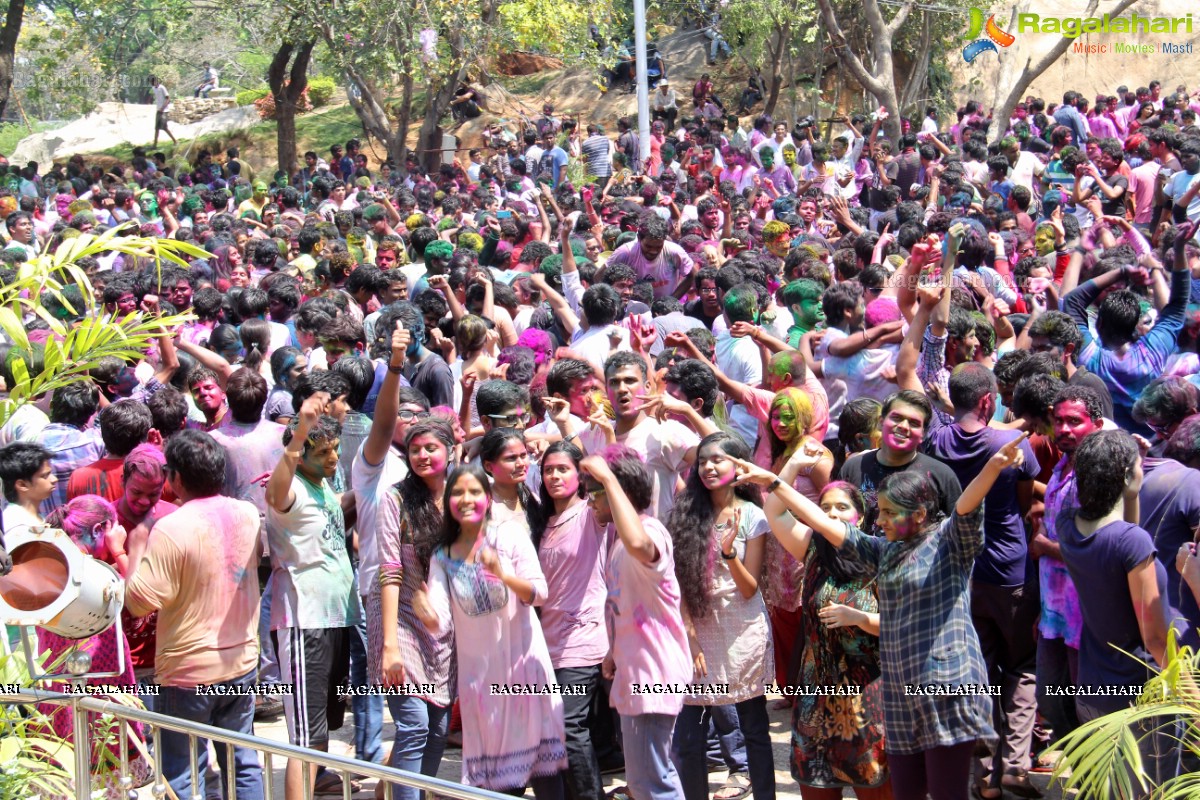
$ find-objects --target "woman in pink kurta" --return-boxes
[39,495,152,798]
[414,463,568,798]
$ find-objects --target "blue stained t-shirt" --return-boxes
[1056,515,1168,713]
[1138,458,1200,649]
[924,425,1039,586]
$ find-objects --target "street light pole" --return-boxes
[633,0,651,171]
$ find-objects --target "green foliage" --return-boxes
[0,649,74,798]
[0,229,201,429]
[236,87,270,106]
[1053,628,1200,800]
[0,123,54,158]
[307,76,337,108]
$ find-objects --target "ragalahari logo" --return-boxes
[962,8,1016,62]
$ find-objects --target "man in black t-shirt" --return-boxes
[892,133,922,202]
[837,390,963,535]
[1074,139,1129,218]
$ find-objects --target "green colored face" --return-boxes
[253,182,268,198]
[799,296,825,327]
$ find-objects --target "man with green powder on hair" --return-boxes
[401,239,453,301]
[780,279,825,348]
[714,282,765,447]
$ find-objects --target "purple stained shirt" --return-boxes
[1138,458,1200,648]
[605,239,696,299]
[1056,516,1167,712]
[924,425,1039,586]
[1040,456,1083,648]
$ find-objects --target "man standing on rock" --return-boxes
[151,75,177,148]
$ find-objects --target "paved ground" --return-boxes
[146,701,1070,800]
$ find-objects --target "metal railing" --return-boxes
[2,688,508,800]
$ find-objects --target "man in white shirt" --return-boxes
[151,76,177,147]
[714,283,763,449]
[651,82,678,132]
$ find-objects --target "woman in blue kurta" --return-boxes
[729,433,1027,800]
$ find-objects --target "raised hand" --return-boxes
[543,396,571,428]
[391,320,412,366]
[298,393,327,429]
[729,456,780,487]
[990,431,1029,472]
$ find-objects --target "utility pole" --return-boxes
[633,0,651,170]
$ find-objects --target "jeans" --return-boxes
[621,713,683,800]
[674,697,774,800]
[158,668,264,800]
[972,581,1038,787]
[385,695,450,800]
[706,30,732,60]
[258,575,280,685]
[350,602,383,762]
[706,704,747,772]
[1036,634,1079,745]
[555,665,604,800]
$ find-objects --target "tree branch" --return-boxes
[989,0,1137,140]
[814,0,885,97]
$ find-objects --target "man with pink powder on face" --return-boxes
[837,389,962,537]
[576,351,714,521]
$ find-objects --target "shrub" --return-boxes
[252,85,313,120]
[236,87,270,106]
[307,76,337,108]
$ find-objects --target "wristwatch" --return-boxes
[720,549,737,560]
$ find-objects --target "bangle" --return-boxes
[387,362,404,374]
[720,549,737,560]
[864,329,873,344]
[767,478,782,493]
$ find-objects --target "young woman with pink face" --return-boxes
[39,495,153,792]
[372,419,457,800]
[533,442,607,800]
[479,427,537,537]
[413,463,568,798]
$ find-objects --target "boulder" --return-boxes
[10,103,261,164]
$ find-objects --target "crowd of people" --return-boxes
[1,74,1200,800]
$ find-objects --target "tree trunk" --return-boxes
[813,0,911,142]
[343,65,405,165]
[268,37,314,177]
[763,20,790,117]
[0,0,27,122]
[898,10,932,116]
[987,0,1138,141]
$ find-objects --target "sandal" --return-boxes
[714,773,751,800]
[970,780,1001,800]
[313,770,362,795]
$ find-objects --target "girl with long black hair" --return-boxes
[533,441,607,800]
[479,427,542,538]
[370,418,457,800]
[666,431,775,800]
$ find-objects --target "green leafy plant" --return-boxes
[306,76,337,108]
[1053,628,1200,799]
[0,649,75,798]
[235,87,270,106]
[0,229,203,428]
